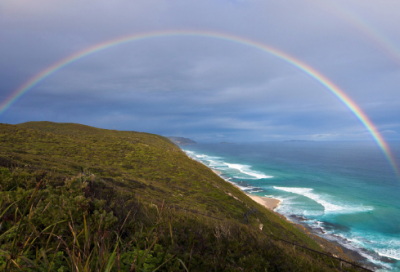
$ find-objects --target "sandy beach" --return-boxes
[212,169,222,175]
[247,194,281,210]
[184,149,377,269]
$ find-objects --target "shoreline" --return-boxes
[212,169,222,175]
[183,149,381,270]
[245,193,377,268]
[220,175,378,269]
[246,194,281,210]
[245,192,379,270]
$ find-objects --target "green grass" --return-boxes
[0,121,366,271]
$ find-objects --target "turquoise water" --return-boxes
[182,141,400,271]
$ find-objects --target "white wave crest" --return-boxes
[183,151,222,166]
[225,163,273,179]
[184,150,273,180]
[374,238,400,261]
[377,249,400,261]
[247,189,263,193]
[273,186,373,214]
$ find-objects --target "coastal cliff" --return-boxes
[0,122,365,271]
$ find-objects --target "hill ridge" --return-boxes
[0,121,366,271]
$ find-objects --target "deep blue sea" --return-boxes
[182,141,400,271]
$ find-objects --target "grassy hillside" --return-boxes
[0,121,366,271]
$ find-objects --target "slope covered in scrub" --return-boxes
[0,122,364,271]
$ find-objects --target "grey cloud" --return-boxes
[1,0,399,141]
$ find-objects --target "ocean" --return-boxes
[182,141,400,271]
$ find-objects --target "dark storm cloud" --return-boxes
[1,0,399,141]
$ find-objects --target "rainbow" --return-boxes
[1,29,399,179]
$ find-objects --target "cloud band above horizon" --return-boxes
[1,29,399,180]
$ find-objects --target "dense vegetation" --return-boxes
[0,122,366,271]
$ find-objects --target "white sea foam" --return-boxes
[273,194,325,217]
[371,237,400,261]
[331,234,394,270]
[306,219,325,230]
[377,249,400,261]
[341,242,392,270]
[183,150,202,161]
[184,150,273,180]
[247,189,263,193]
[273,186,373,214]
[224,163,273,179]
[184,147,400,270]
[233,184,257,191]
[183,150,222,167]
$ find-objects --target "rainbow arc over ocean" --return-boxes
[1,29,399,180]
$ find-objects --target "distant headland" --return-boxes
[168,136,197,145]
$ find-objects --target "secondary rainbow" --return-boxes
[1,29,399,179]
[314,0,400,66]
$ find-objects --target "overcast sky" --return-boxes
[1,0,399,142]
